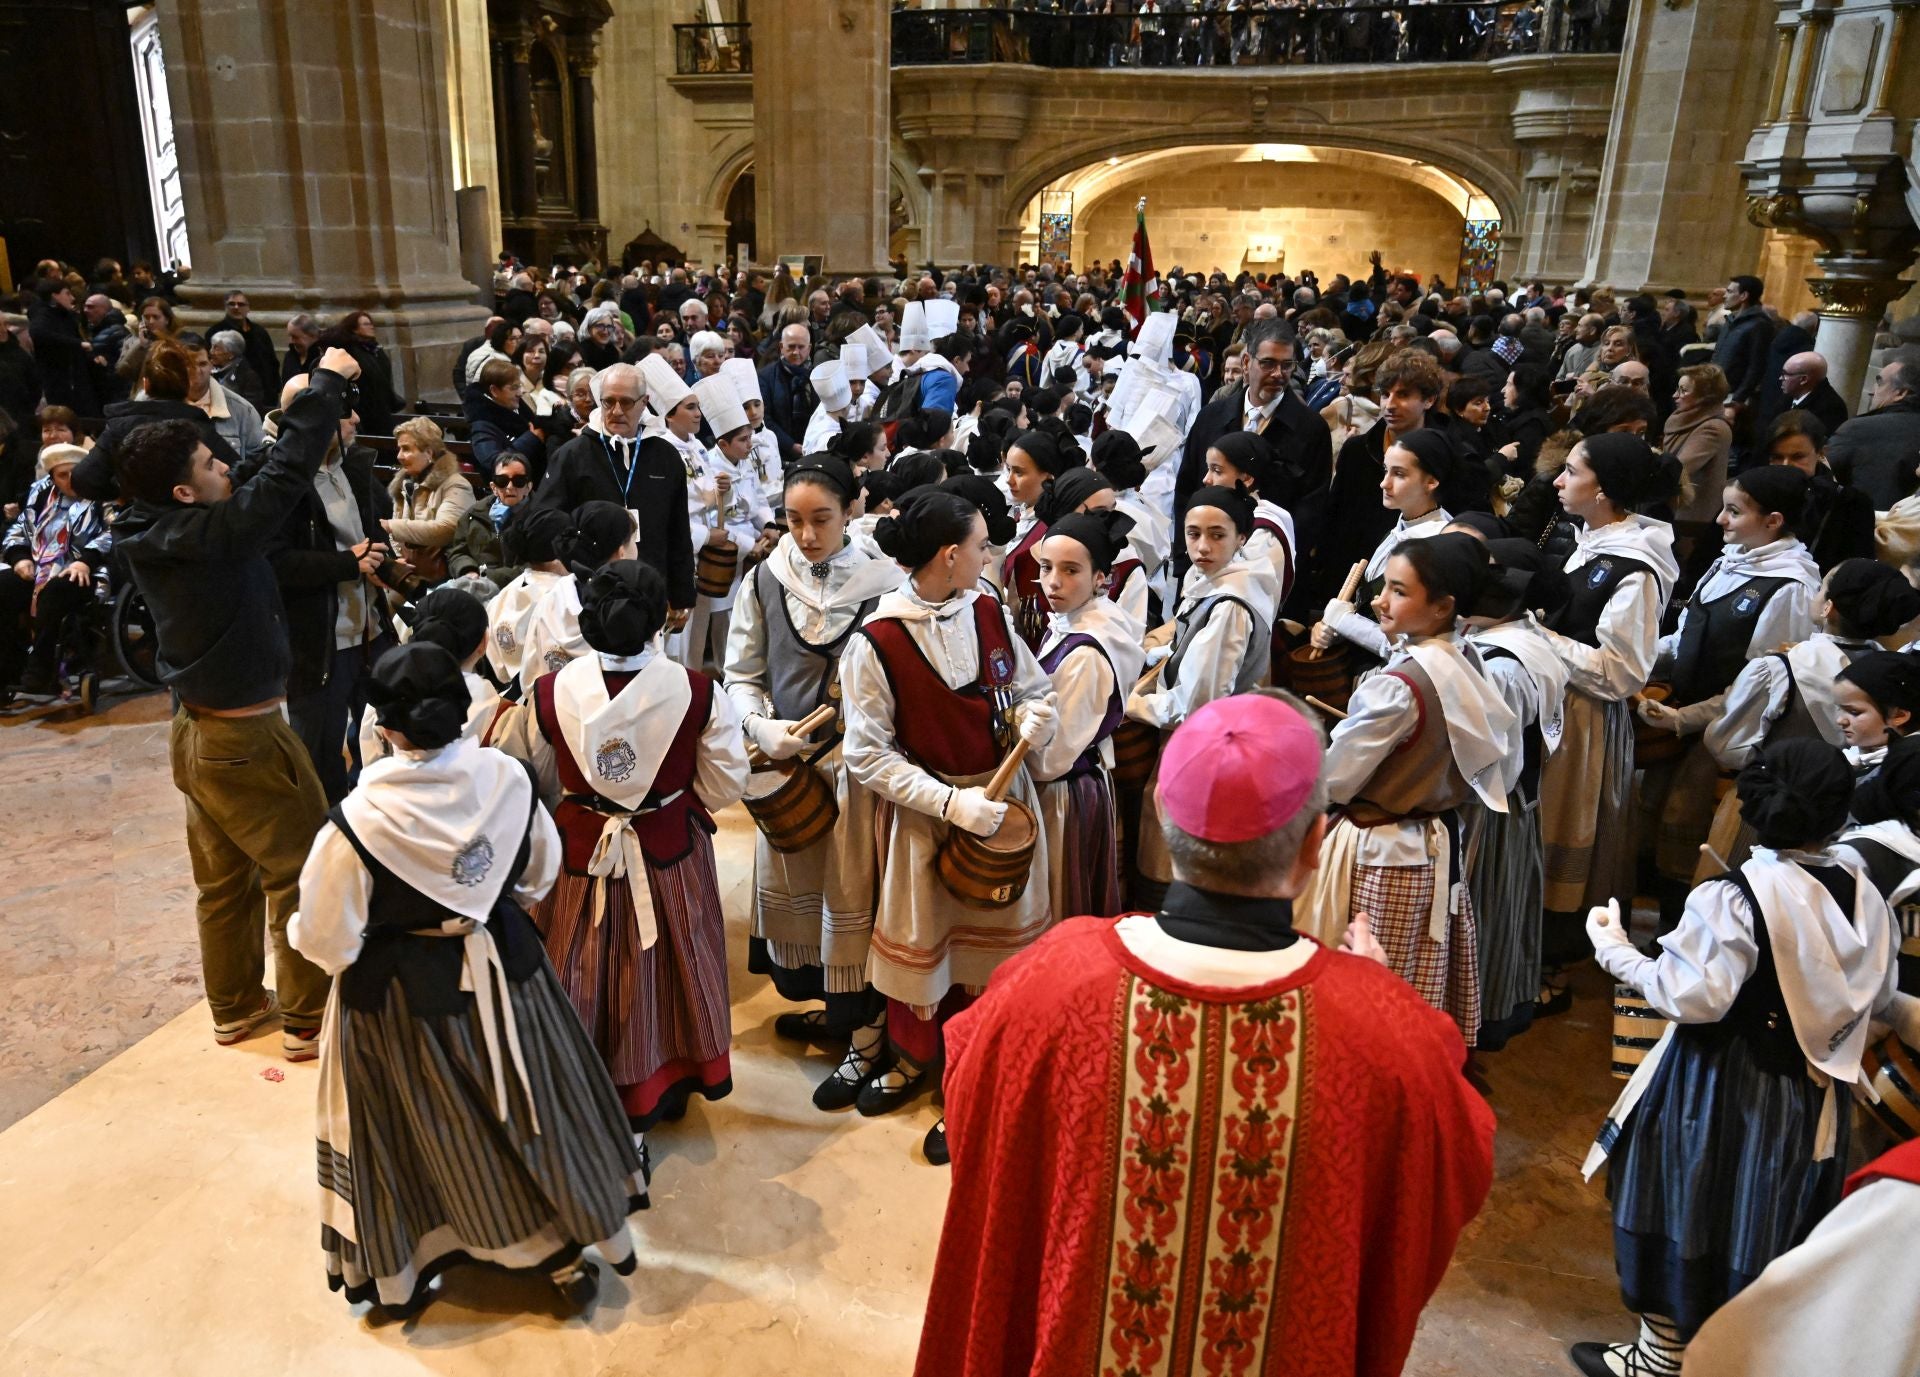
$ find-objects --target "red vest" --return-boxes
[1847,1137,1920,1197]
[534,667,715,871]
[1106,557,1142,605]
[858,595,1014,777]
[1005,519,1049,652]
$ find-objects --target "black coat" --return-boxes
[1778,378,1851,440]
[71,398,245,505]
[1173,383,1334,515]
[1803,467,1876,572]
[27,301,97,413]
[0,334,37,437]
[530,429,695,609]
[338,338,404,436]
[1294,421,1396,614]
[1749,323,1816,439]
[463,390,544,479]
[1712,306,1775,406]
[759,359,817,464]
[1828,400,1920,509]
[239,443,386,698]
[217,315,282,396]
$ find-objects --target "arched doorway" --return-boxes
[725,167,757,263]
[1017,142,1505,287]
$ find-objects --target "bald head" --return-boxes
[280,374,308,411]
[1781,351,1826,402]
[1611,360,1651,392]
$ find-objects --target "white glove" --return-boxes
[1143,643,1173,669]
[1636,698,1681,734]
[946,786,1008,838]
[1017,692,1059,748]
[1586,898,1633,953]
[1324,598,1357,625]
[748,715,809,761]
[1309,620,1340,652]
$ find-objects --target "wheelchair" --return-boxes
[6,573,165,714]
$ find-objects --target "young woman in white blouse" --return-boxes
[723,454,905,1111]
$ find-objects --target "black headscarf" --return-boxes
[1181,484,1255,536]
[367,642,471,751]
[401,586,488,663]
[1044,509,1136,573]
[1481,536,1572,620]
[578,558,668,657]
[1091,429,1146,491]
[1839,650,1920,718]
[1580,432,1681,508]
[1733,738,1855,849]
[559,500,634,570]
[1825,558,1920,638]
[785,453,861,505]
[939,473,1017,545]
[1208,431,1276,489]
[1035,466,1114,524]
[502,504,572,566]
[1395,531,1491,617]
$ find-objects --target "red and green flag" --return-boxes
[1122,197,1160,334]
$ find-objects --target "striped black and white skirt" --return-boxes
[319,957,648,1313]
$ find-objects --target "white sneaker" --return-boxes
[213,991,280,1046]
[282,1026,321,1062]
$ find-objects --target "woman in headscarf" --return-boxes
[519,501,637,695]
[498,559,750,1136]
[289,642,646,1318]
[722,454,905,1110]
[357,585,505,762]
[1840,736,1920,995]
[1535,434,1682,1004]
[998,425,1082,651]
[1295,533,1520,1045]
[1576,739,1899,1377]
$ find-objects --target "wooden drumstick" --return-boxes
[1307,560,1368,661]
[1698,843,1732,871]
[984,739,1032,805]
[1305,695,1348,720]
[792,703,837,737]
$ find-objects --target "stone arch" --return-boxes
[701,141,929,263]
[1001,126,1520,238]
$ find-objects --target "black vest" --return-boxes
[1548,553,1654,648]
[1669,574,1796,705]
[1478,645,1543,803]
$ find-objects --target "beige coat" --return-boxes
[1663,401,1732,523]
[385,450,476,550]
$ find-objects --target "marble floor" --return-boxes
[0,688,1633,1375]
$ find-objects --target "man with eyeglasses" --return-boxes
[1172,317,1333,540]
[1770,350,1849,437]
[531,361,695,625]
[216,290,282,395]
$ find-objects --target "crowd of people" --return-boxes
[7,240,1920,1375]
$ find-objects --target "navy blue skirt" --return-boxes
[1605,1026,1847,1338]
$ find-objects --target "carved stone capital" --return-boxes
[1806,273,1908,321]
[1746,191,1843,253]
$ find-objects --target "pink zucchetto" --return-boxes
[1156,695,1324,843]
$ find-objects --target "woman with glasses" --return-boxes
[448,456,535,590]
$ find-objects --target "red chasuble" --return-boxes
[916,918,1494,1377]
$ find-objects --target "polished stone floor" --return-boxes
[0,688,1633,1375]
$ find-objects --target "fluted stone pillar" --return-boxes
[751,0,891,273]
[156,0,489,402]
[1508,76,1610,284]
[894,69,1031,268]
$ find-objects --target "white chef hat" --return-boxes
[720,356,762,404]
[811,358,852,413]
[693,371,749,437]
[1133,311,1177,367]
[897,301,931,352]
[846,323,894,378]
[638,352,692,416]
[923,298,960,341]
[840,342,868,381]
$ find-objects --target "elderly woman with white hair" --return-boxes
[687,329,729,381]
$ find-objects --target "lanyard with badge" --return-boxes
[597,430,637,503]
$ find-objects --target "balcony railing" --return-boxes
[673,22,752,75]
[890,3,1626,69]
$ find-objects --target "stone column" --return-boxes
[893,69,1032,267]
[1807,268,1915,412]
[570,35,601,228]
[751,0,890,273]
[1508,77,1610,285]
[155,0,488,403]
[503,35,539,219]
[1580,0,1779,294]
[490,39,518,218]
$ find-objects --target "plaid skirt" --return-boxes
[1355,858,1482,1046]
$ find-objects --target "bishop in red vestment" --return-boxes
[915,692,1495,1377]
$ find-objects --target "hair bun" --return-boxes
[1732,739,1854,849]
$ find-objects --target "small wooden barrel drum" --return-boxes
[743,762,839,854]
[937,797,1039,909]
[1611,984,1671,1081]
[1864,1033,1920,1141]
[1109,720,1161,789]
[1290,644,1354,713]
[695,541,739,599]
[1633,684,1685,769]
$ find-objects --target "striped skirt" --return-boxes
[322,961,646,1312]
[749,752,881,995]
[1468,793,1543,1047]
[1541,690,1635,957]
[532,829,733,1128]
[1355,858,1482,1047]
[1037,768,1125,921]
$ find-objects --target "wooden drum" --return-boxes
[744,762,839,854]
[1290,644,1354,713]
[1109,720,1161,790]
[1864,1032,1920,1141]
[695,540,739,599]
[1611,984,1671,1081]
[935,740,1039,910]
[937,798,1040,909]
[1633,683,1686,769]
